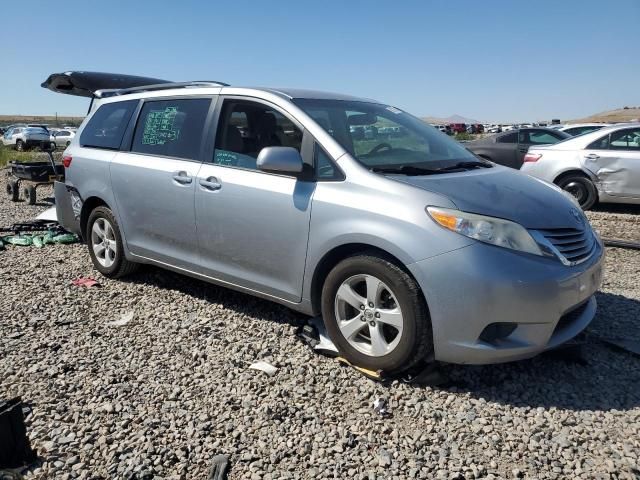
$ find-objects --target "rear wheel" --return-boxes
[321,253,433,374]
[556,174,597,210]
[15,140,24,152]
[87,206,139,278]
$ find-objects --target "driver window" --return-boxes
[213,100,302,170]
[346,110,429,157]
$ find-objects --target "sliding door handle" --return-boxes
[199,176,221,191]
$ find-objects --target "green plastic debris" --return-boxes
[32,235,45,248]
[3,235,33,246]
[51,233,79,244]
[0,230,79,250]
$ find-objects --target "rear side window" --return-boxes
[131,98,211,160]
[528,131,562,145]
[497,132,517,143]
[80,100,137,150]
[609,128,640,151]
[587,134,609,150]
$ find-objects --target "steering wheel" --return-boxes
[368,143,392,155]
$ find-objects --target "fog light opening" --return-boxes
[479,322,518,344]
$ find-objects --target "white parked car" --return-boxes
[558,123,609,137]
[521,123,640,209]
[50,129,76,149]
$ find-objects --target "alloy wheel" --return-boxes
[91,218,117,268]
[334,274,404,357]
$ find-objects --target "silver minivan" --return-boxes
[45,72,604,374]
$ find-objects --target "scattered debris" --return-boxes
[373,398,391,417]
[207,454,230,480]
[602,237,640,251]
[35,207,57,222]
[71,277,100,288]
[336,356,383,380]
[107,311,135,327]
[248,361,278,377]
[0,398,37,470]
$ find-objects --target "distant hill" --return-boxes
[570,107,640,124]
[422,114,480,125]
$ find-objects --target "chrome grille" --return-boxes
[538,228,595,264]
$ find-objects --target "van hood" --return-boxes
[389,166,584,230]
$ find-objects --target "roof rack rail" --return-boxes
[96,81,229,98]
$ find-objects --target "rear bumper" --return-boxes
[24,138,50,149]
[407,238,604,364]
[54,181,83,236]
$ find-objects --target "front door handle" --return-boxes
[199,176,221,191]
[584,153,600,160]
[172,171,193,184]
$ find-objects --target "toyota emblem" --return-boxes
[571,207,583,224]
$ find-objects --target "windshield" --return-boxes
[294,99,479,170]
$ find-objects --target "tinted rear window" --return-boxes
[131,98,211,160]
[80,100,137,150]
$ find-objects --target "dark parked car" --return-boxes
[466,128,571,169]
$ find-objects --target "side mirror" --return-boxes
[257,146,303,174]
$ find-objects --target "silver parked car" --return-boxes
[50,129,76,149]
[44,71,604,373]
[521,123,640,209]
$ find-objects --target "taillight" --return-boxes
[62,155,72,168]
[523,153,542,163]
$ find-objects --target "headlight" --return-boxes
[427,206,543,256]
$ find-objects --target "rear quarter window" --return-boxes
[80,100,138,150]
[131,98,211,160]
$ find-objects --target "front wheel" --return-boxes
[86,206,139,278]
[321,254,433,374]
[15,140,24,152]
[23,184,37,205]
[556,174,597,210]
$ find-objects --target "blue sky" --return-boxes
[1,0,638,122]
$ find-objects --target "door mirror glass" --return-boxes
[257,146,303,174]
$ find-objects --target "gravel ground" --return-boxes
[1,183,639,479]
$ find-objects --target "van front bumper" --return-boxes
[407,238,604,364]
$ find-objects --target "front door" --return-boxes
[195,98,314,302]
[110,97,212,270]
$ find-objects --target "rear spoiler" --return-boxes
[41,71,172,98]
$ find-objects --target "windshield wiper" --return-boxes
[371,161,492,176]
[435,160,493,171]
[371,165,441,175]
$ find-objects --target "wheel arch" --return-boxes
[553,168,598,185]
[309,242,428,317]
[80,196,110,238]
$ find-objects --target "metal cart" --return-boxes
[5,152,64,205]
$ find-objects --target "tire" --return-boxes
[23,184,37,205]
[50,142,57,151]
[6,180,19,202]
[86,206,139,278]
[321,253,433,374]
[66,141,71,147]
[556,174,597,210]
[15,140,24,152]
